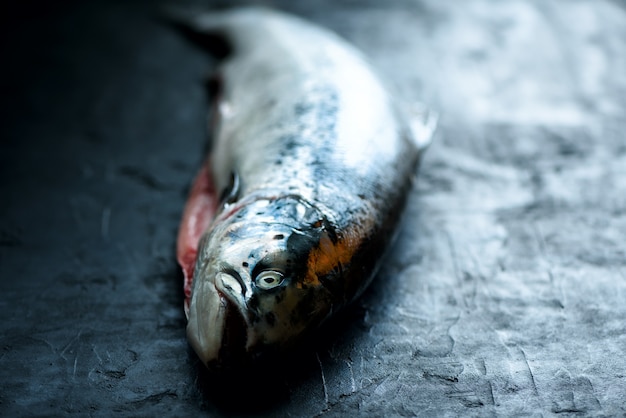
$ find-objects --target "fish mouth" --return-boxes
[186,273,251,367]
[186,279,227,366]
[218,299,249,365]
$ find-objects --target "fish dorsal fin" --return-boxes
[404,102,438,151]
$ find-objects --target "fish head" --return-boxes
[187,196,343,367]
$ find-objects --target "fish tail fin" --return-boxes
[160,6,226,33]
[160,6,274,56]
[159,6,237,57]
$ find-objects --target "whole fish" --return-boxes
[175,7,435,368]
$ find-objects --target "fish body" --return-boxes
[175,8,435,367]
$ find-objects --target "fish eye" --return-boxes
[255,270,284,290]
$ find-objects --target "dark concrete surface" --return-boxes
[1,0,625,416]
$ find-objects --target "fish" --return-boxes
[174,7,436,368]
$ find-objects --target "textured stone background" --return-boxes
[1,0,625,416]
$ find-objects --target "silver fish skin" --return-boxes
[175,7,435,367]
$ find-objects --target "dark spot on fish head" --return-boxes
[273,234,284,240]
[273,292,284,304]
